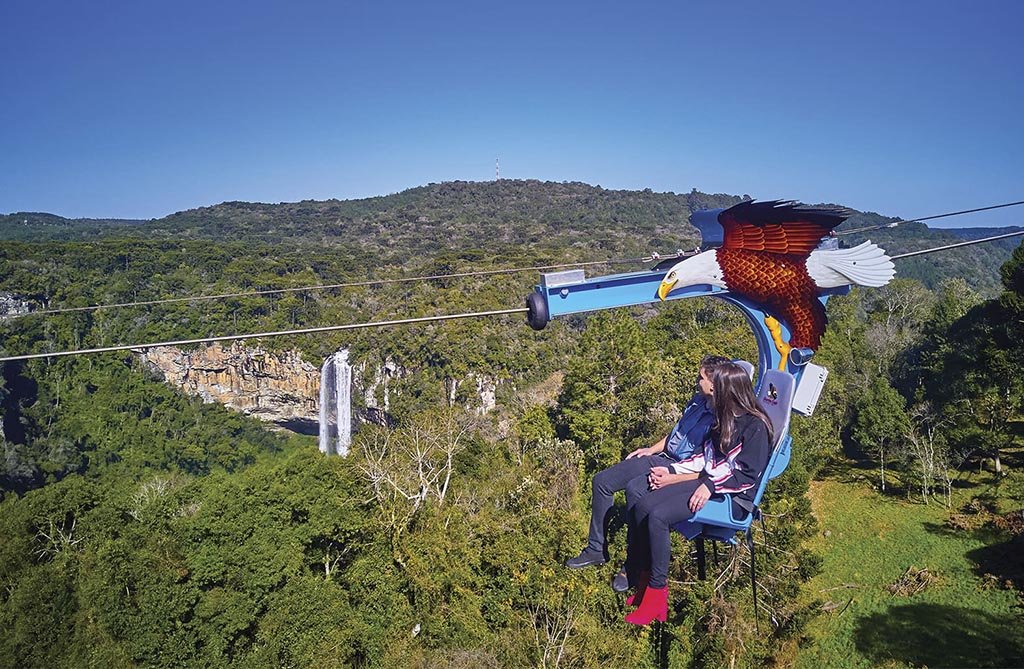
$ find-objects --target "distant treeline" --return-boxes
[3,180,1018,294]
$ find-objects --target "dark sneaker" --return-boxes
[565,549,606,569]
[612,569,629,593]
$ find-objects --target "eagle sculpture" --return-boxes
[657,200,894,363]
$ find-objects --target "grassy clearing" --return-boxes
[790,458,1024,669]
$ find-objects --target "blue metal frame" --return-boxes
[532,266,848,388]
[531,263,849,620]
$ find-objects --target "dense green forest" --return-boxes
[1,181,1022,667]
[3,181,1019,294]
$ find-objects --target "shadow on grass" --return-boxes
[966,534,1024,592]
[855,603,1024,668]
[1001,447,1024,469]
[813,456,945,503]
[920,521,1004,542]
[920,518,1022,593]
[815,456,876,483]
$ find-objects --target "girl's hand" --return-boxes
[688,483,712,512]
[648,466,671,489]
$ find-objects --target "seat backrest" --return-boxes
[750,370,795,503]
[757,369,795,449]
[732,359,755,381]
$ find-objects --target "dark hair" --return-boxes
[709,362,774,452]
[699,354,731,374]
[698,355,731,387]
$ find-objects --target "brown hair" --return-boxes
[708,362,774,452]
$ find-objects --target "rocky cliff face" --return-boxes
[138,343,503,434]
[0,292,33,318]
[138,343,321,433]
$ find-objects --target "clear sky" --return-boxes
[1,0,1022,227]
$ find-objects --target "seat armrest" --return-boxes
[691,494,753,531]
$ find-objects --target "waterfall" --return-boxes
[335,350,352,456]
[318,355,337,455]
[318,349,352,456]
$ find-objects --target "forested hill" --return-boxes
[0,181,727,257]
[0,212,148,238]
[3,181,1023,667]
[2,180,1021,294]
[944,226,1024,250]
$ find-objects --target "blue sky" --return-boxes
[1,0,1022,226]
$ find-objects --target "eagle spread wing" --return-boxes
[718,200,850,257]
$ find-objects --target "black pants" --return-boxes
[585,453,676,557]
[629,478,705,588]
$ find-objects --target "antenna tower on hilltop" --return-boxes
[496,158,500,180]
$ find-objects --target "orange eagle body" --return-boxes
[716,202,846,350]
[716,248,826,349]
[659,200,895,360]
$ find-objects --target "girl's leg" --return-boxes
[581,456,661,556]
[625,513,651,574]
[642,480,702,588]
[623,517,652,605]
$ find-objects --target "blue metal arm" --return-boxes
[529,266,846,382]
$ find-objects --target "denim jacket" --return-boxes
[663,393,714,461]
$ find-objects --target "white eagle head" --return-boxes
[657,250,726,301]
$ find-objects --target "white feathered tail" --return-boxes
[806,240,895,288]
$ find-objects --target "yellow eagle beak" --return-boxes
[657,279,677,301]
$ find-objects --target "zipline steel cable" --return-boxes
[835,200,1024,236]
[889,229,1024,259]
[2,229,1021,364]
[0,308,530,363]
[16,199,1024,319]
[20,252,695,318]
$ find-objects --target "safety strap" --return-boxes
[733,495,755,514]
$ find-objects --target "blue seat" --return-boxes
[670,369,796,628]
[672,368,795,540]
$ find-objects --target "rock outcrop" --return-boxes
[0,293,33,318]
[138,343,504,434]
[138,343,320,432]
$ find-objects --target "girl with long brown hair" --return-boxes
[623,361,774,625]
